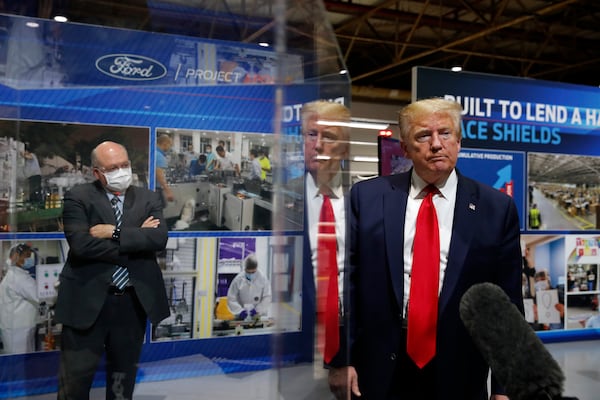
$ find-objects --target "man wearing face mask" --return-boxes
[0,243,40,354]
[55,141,170,400]
[226,254,271,321]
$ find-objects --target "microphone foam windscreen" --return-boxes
[459,282,564,400]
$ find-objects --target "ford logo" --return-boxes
[95,54,167,81]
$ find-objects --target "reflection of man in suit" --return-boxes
[330,98,522,399]
[303,100,350,298]
[295,101,351,396]
[55,141,170,400]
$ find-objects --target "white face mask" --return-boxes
[103,167,132,193]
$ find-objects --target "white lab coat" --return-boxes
[226,271,271,317]
[0,265,39,354]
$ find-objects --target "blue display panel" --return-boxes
[0,14,350,398]
[413,67,600,342]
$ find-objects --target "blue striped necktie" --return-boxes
[110,196,129,289]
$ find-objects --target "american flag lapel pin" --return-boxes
[469,203,476,211]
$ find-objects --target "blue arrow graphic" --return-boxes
[493,164,512,189]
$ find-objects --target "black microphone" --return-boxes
[459,282,577,400]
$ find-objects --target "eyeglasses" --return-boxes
[95,161,131,173]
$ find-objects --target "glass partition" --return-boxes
[0,1,350,398]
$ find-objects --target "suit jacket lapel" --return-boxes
[439,173,479,316]
[379,171,482,319]
[122,186,136,226]
[92,181,118,224]
[383,173,410,311]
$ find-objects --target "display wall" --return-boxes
[0,11,351,398]
[413,67,600,342]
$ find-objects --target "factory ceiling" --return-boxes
[2,0,600,104]
[528,153,600,186]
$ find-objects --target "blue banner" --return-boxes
[414,67,600,340]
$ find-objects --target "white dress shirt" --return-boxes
[403,169,458,317]
[306,171,346,310]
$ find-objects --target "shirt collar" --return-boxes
[410,169,457,199]
[105,190,124,202]
[306,171,344,199]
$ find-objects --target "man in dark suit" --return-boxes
[329,98,523,400]
[306,100,355,397]
[302,100,351,365]
[55,141,170,400]
[279,100,351,399]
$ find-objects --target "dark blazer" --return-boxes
[55,181,170,330]
[346,169,523,399]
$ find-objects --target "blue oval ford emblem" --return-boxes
[95,54,167,81]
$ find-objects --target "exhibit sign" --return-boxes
[413,67,600,340]
[0,14,351,398]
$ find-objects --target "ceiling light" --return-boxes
[54,15,68,23]
[353,156,379,163]
[316,120,389,130]
[258,42,269,47]
[339,69,348,75]
[349,140,378,146]
[451,66,462,72]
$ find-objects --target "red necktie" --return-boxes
[317,191,339,363]
[407,185,440,368]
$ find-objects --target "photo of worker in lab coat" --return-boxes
[227,253,271,321]
[0,243,40,354]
